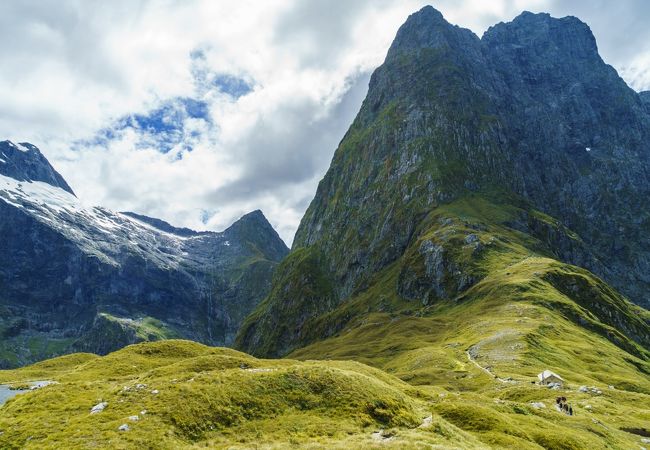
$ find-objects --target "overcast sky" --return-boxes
[1,0,649,245]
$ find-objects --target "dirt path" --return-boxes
[465,350,515,384]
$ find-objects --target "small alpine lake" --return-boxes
[0,381,52,407]
[0,385,25,407]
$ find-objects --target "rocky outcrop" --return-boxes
[641,91,650,114]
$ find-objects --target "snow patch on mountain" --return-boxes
[0,173,234,269]
[6,141,30,152]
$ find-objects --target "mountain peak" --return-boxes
[385,5,478,61]
[483,10,598,60]
[0,140,75,196]
[238,209,266,222]
[408,5,444,21]
[226,210,289,261]
[229,209,273,232]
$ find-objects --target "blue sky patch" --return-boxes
[191,48,254,99]
[77,49,253,155]
[127,97,210,135]
[79,97,213,154]
[212,74,253,98]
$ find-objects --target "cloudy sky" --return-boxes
[1,0,649,245]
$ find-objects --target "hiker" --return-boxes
[556,397,561,405]
[569,406,573,416]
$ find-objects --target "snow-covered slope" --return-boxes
[0,141,288,368]
[0,172,242,269]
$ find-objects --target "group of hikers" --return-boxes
[556,396,573,415]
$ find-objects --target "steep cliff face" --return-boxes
[237,7,650,357]
[640,90,650,112]
[482,13,650,305]
[0,142,288,367]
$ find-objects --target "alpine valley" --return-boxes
[1,6,649,450]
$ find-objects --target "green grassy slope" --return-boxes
[1,196,649,449]
[0,340,483,449]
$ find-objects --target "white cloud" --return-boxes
[0,0,648,246]
[619,52,650,91]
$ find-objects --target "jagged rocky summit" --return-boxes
[236,7,650,357]
[0,140,288,367]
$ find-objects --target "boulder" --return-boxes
[90,402,107,414]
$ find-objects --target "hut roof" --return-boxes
[538,370,563,381]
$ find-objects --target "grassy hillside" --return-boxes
[0,340,482,449]
[1,196,649,449]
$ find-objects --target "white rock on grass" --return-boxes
[90,402,108,414]
[118,424,130,432]
[530,402,546,409]
[128,415,140,422]
[419,415,433,428]
[371,430,395,442]
[579,385,602,395]
[151,389,159,395]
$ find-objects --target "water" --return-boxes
[0,381,51,407]
[0,385,27,406]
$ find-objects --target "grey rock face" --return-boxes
[0,145,288,367]
[641,91,650,114]
[397,240,447,304]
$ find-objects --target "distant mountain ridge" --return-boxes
[121,211,209,237]
[0,141,288,367]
